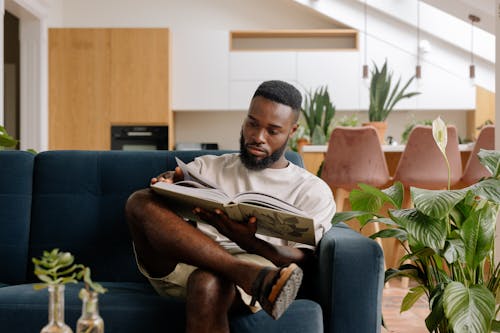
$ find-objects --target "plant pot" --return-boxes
[362,121,387,144]
[40,285,73,333]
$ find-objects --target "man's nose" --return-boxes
[252,128,266,144]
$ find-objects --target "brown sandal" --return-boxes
[250,263,303,320]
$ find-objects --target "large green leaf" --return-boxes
[461,203,496,270]
[477,149,500,179]
[443,238,466,264]
[401,285,427,312]
[443,282,495,333]
[389,209,447,251]
[412,187,467,219]
[469,178,500,204]
[370,227,407,242]
[330,211,381,225]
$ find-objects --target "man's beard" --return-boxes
[239,132,289,170]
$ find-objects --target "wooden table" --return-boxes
[300,144,473,176]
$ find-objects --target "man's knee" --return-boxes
[187,269,236,302]
[125,189,154,221]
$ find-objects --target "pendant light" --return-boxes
[415,0,421,79]
[468,14,480,80]
[362,0,369,79]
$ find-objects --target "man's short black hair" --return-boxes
[253,80,302,117]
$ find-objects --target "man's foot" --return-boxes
[250,263,303,320]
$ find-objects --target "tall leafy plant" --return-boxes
[333,145,500,331]
[301,86,336,144]
[368,60,420,122]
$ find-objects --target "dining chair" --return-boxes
[391,125,462,287]
[320,126,392,212]
[320,126,392,285]
[458,125,495,188]
[392,124,462,207]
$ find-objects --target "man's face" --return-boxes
[239,96,298,170]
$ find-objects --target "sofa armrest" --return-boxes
[315,223,384,333]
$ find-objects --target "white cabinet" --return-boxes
[172,29,230,110]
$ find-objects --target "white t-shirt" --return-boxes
[187,153,335,252]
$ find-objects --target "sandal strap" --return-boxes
[250,266,273,306]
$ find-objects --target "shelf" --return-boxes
[230,29,358,51]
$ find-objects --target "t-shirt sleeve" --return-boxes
[291,177,336,250]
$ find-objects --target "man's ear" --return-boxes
[289,123,299,138]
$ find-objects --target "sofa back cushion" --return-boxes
[0,151,34,284]
[27,150,303,282]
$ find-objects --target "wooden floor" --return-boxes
[381,282,429,333]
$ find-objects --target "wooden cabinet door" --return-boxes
[109,29,170,124]
[49,28,171,150]
[49,29,111,150]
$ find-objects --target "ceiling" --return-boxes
[421,0,494,34]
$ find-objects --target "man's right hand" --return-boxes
[150,167,184,185]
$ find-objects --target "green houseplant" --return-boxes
[33,249,107,333]
[368,60,420,122]
[300,85,336,145]
[366,60,420,143]
[332,119,500,332]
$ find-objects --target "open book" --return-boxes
[150,157,316,245]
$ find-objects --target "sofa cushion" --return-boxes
[0,282,322,333]
[0,151,34,284]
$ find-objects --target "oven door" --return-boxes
[111,125,168,150]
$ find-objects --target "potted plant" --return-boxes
[33,249,81,333]
[299,85,336,145]
[332,119,500,332]
[366,60,420,143]
[33,249,107,333]
[75,267,107,333]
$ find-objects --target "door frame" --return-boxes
[1,0,48,151]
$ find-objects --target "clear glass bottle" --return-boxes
[76,291,104,333]
[41,284,73,333]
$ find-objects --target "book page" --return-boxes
[175,157,219,189]
[237,203,315,245]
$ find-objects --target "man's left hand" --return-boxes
[193,207,258,248]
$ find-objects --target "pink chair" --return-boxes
[320,126,392,212]
[391,125,462,287]
[393,125,462,206]
[458,125,495,188]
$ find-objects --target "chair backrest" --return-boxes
[393,125,462,189]
[460,125,495,186]
[320,126,391,190]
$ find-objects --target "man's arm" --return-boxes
[193,208,313,268]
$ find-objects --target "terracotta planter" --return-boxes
[362,121,387,144]
[296,138,310,153]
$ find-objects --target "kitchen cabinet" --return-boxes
[49,28,171,150]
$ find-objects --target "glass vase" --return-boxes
[41,284,73,333]
[76,291,104,333]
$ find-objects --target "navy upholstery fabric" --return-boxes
[0,150,382,333]
[0,151,34,284]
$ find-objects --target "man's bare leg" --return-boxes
[185,269,248,333]
[125,189,271,296]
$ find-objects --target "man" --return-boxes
[125,80,335,333]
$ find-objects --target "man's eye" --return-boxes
[268,129,279,135]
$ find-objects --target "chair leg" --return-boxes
[333,188,349,212]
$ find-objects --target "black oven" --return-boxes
[111,125,168,150]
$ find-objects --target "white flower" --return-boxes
[432,116,447,154]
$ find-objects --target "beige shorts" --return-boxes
[133,246,275,313]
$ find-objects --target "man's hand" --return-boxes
[193,208,258,249]
[151,167,184,185]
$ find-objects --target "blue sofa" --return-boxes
[0,150,384,333]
